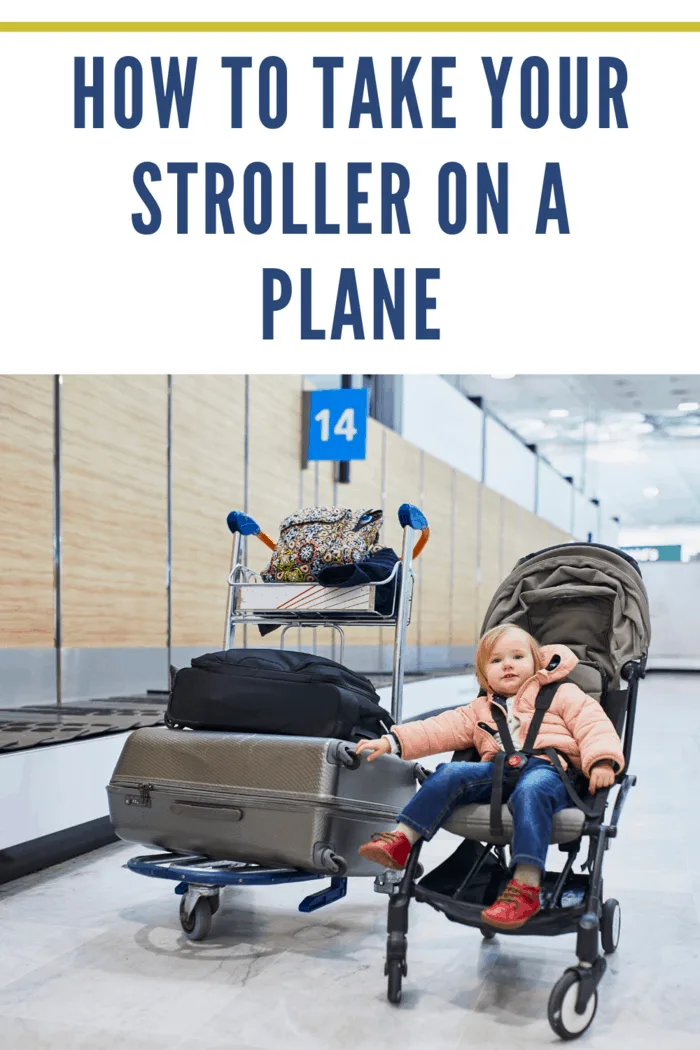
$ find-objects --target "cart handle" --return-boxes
[398,503,430,558]
[226,510,276,551]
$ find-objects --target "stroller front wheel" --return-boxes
[548,971,598,1040]
[601,899,621,954]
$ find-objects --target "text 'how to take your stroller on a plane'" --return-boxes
[378,542,650,1041]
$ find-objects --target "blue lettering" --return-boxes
[205,163,234,234]
[536,163,570,233]
[151,57,197,128]
[349,57,383,128]
[482,57,512,128]
[132,162,161,234]
[262,269,292,339]
[221,57,253,128]
[331,269,365,339]
[74,57,104,128]
[114,57,143,129]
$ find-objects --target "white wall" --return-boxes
[573,490,598,542]
[402,375,616,539]
[0,734,128,850]
[484,416,537,512]
[401,375,483,480]
[641,562,700,670]
[599,517,621,548]
[537,461,574,533]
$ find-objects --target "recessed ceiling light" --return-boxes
[515,419,546,434]
[549,409,569,419]
[490,374,516,380]
[642,486,659,498]
[667,424,700,438]
[620,412,646,423]
[678,401,699,412]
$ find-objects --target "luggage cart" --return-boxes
[125,503,429,939]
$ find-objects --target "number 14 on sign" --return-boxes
[306,388,368,462]
[314,407,358,443]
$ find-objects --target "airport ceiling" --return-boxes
[446,375,700,528]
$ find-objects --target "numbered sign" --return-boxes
[306,388,368,462]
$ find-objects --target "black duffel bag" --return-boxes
[165,648,394,742]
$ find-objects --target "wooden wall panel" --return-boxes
[452,472,479,647]
[501,497,523,579]
[171,376,246,648]
[61,376,167,648]
[419,454,454,647]
[329,419,384,649]
[534,517,555,551]
[246,376,304,576]
[245,376,304,649]
[518,508,540,561]
[0,376,54,648]
[477,486,502,629]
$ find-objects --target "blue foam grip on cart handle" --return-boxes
[398,504,428,531]
[226,510,261,536]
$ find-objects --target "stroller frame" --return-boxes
[382,654,646,1040]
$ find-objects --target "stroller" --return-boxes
[380,542,650,1040]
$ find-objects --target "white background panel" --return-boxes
[484,415,536,511]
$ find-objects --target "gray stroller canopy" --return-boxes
[481,543,651,695]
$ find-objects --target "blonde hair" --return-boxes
[475,623,543,691]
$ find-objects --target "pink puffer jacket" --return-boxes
[393,645,625,777]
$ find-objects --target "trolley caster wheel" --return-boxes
[179,897,213,941]
[548,971,598,1041]
[601,899,620,955]
[386,959,404,1004]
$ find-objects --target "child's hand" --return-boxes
[589,761,616,794]
[355,737,392,762]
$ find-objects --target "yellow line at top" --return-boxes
[0,21,700,33]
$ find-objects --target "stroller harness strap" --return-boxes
[487,682,600,838]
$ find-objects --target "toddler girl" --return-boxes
[357,624,623,930]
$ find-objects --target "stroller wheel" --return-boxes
[179,896,213,941]
[548,971,598,1040]
[480,929,496,940]
[601,899,621,954]
[386,960,404,1004]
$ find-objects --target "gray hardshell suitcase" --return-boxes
[107,727,419,876]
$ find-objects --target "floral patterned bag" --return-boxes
[262,507,384,583]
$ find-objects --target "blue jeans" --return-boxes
[397,758,570,872]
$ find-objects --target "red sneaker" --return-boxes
[480,879,541,930]
[358,831,412,870]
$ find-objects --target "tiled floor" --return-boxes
[0,672,698,1048]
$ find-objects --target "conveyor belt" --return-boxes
[0,695,168,754]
